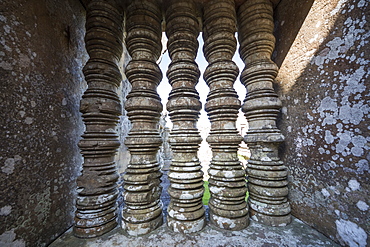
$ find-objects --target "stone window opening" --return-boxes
[156,32,248,174]
[74,0,290,238]
[156,31,249,224]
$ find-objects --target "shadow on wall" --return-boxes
[0,0,88,246]
[274,0,369,246]
[273,0,315,67]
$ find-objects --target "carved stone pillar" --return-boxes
[203,0,249,230]
[165,0,205,233]
[237,0,291,226]
[74,0,123,238]
[121,0,164,236]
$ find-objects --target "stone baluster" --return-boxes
[165,0,205,233]
[121,0,164,236]
[203,0,249,230]
[237,0,291,226]
[74,0,123,238]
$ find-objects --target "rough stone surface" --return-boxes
[122,0,164,236]
[237,0,291,227]
[165,0,205,233]
[50,217,339,247]
[0,0,87,245]
[274,0,369,245]
[73,0,124,238]
[203,0,249,231]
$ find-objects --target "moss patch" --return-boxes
[202,181,211,205]
[202,181,249,205]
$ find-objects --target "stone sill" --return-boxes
[50,217,339,247]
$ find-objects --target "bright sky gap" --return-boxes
[157,33,246,129]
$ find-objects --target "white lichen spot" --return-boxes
[126,227,151,236]
[209,169,218,176]
[0,205,12,216]
[321,188,330,197]
[18,54,31,68]
[332,154,339,160]
[3,25,10,34]
[0,61,13,70]
[336,131,352,153]
[336,219,367,247]
[210,186,223,194]
[0,15,7,22]
[62,98,67,106]
[0,229,26,247]
[212,215,236,229]
[281,106,287,115]
[324,130,335,144]
[342,69,367,94]
[351,135,367,157]
[222,169,235,178]
[356,200,368,211]
[357,0,366,8]
[261,157,272,162]
[317,96,338,126]
[354,159,369,174]
[2,158,15,175]
[25,117,33,125]
[179,193,193,200]
[348,179,360,191]
[307,139,314,146]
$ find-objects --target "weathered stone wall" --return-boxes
[274,0,369,246]
[0,0,87,246]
